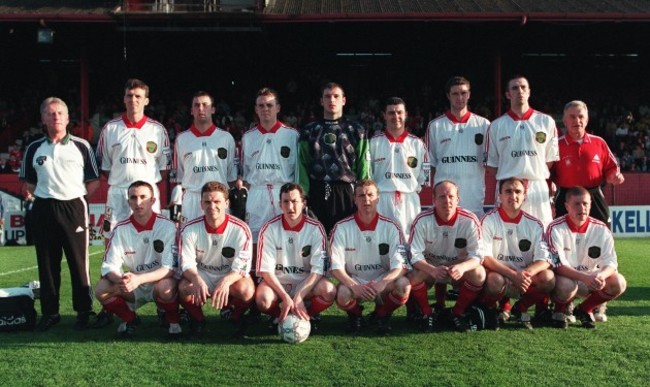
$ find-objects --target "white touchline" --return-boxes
[0,250,104,277]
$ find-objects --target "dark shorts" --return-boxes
[308,180,355,235]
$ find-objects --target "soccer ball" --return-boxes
[277,314,311,344]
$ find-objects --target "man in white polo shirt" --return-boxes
[173,91,237,222]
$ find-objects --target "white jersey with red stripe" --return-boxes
[547,215,617,272]
[330,213,408,284]
[409,207,482,267]
[101,213,177,277]
[241,122,299,187]
[97,115,170,187]
[369,130,429,194]
[480,207,550,271]
[426,112,489,215]
[257,214,328,286]
[173,124,237,192]
[485,108,559,181]
[179,214,252,278]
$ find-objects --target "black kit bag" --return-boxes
[0,288,37,332]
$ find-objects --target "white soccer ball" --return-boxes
[278,314,311,344]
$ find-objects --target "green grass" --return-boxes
[1,239,649,386]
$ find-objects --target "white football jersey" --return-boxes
[485,109,559,180]
[480,208,550,271]
[101,214,177,277]
[409,207,482,266]
[426,112,489,215]
[370,130,429,194]
[257,214,328,285]
[241,122,299,186]
[179,215,253,277]
[97,115,170,187]
[330,213,408,283]
[547,216,617,272]
[173,124,237,192]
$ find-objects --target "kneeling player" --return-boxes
[548,186,627,329]
[478,177,554,330]
[178,182,255,338]
[408,180,485,332]
[95,181,180,338]
[255,183,335,332]
[330,180,410,335]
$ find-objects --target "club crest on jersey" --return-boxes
[588,246,601,259]
[365,236,372,243]
[266,139,272,144]
[153,239,164,253]
[454,238,467,249]
[535,132,546,144]
[217,147,228,159]
[222,247,235,258]
[378,243,389,255]
[280,146,291,158]
[519,239,532,252]
[288,237,294,244]
[212,238,218,246]
[474,133,484,145]
[146,141,158,153]
[407,157,418,168]
[36,156,47,165]
[442,231,448,238]
[323,133,337,145]
[301,245,311,257]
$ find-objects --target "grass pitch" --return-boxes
[0,239,649,386]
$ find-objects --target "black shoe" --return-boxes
[73,311,95,331]
[117,316,140,338]
[220,306,234,320]
[420,314,435,332]
[179,308,190,326]
[35,314,61,332]
[574,308,597,329]
[376,315,392,336]
[449,313,470,333]
[232,317,248,339]
[189,318,207,338]
[310,314,321,333]
[157,309,168,328]
[91,309,114,329]
[346,312,363,334]
[406,309,423,323]
[484,308,500,331]
[267,316,279,333]
[447,289,460,301]
[534,306,553,326]
[247,305,262,324]
[552,312,568,329]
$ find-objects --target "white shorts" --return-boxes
[246,185,282,242]
[128,283,155,310]
[181,190,203,223]
[104,184,161,235]
[377,191,420,240]
[197,270,229,293]
[495,179,552,227]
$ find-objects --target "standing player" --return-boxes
[94,181,181,338]
[486,75,559,227]
[173,91,237,222]
[548,186,627,329]
[298,82,371,234]
[426,76,490,218]
[478,177,554,330]
[241,87,299,243]
[369,97,429,239]
[20,97,99,331]
[255,183,335,331]
[178,182,254,338]
[408,181,485,332]
[97,79,170,233]
[330,180,410,335]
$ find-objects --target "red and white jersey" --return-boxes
[369,130,429,193]
[257,214,328,285]
[179,215,252,277]
[241,122,299,186]
[486,109,559,180]
[97,115,170,187]
[409,207,482,266]
[101,213,177,277]
[554,133,619,189]
[426,112,489,214]
[480,208,550,271]
[547,216,617,272]
[330,213,408,283]
[173,124,237,192]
